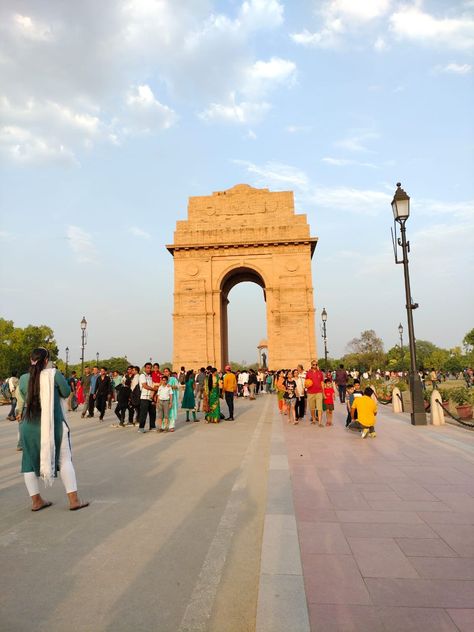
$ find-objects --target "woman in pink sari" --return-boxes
[76,379,85,406]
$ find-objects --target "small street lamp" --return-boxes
[65,346,70,378]
[96,352,99,365]
[391,183,426,425]
[398,322,404,369]
[80,316,87,378]
[321,308,328,369]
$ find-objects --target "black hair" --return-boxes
[144,362,152,368]
[185,369,194,381]
[364,387,374,397]
[25,347,49,420]
[208,367,217,392]
[11,370,18,377]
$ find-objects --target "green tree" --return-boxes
[345,330,385,371]
[463,328,474,352]
[414,340,438,368]
[0,318,58,377]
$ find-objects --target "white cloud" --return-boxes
[13,13,52,42]
[374,35,388,51]
[335,129,380,153]
[246,129,257,140]
[286,124,312,133]
[125,84,177,133]
[200,96,271,124]
[235,158,392,215]
[322,157,377,168]
[0,0,287,164]
[434,62,472,74]
[291,0,390,48]
[390,5,474,50]
[130,226,151,239]
[238,0,284,30]
[67,226,98,263]
[233,159,310,189]
[0,125,78,165]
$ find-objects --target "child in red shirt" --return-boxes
[323,378,335,426]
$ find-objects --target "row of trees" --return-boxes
[1,318,473,378]
[321,328,474,374]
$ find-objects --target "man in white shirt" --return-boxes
[6,371,19,420]
[138,363,157,433]
[238,370,249,397]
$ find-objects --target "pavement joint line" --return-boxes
[178,396,270,632]
[256,409,311,632]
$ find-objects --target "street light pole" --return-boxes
[321,308,328,370]
[80,317,87,378]
[398,322,404,369]
[96,352,99,365]
[65,347,69,378]
[391,183,426,425]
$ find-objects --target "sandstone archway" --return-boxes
[167,184,318,370]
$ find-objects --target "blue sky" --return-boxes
[0,0,473,366]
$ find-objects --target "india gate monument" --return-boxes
[167,184,318,369]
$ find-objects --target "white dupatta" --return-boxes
[39,368,68,486]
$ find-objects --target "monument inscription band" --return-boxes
[167,184,318,370]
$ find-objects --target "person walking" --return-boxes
[67,371,78,412]
[182,369,197,422]
[163,368,179,431]
[294,366,306,423]
[306,361,324,426]
[93,367,111,421]
[87,366,99,418]
[223,365,237,421]
[138,363,157,433]
[157,375,173,431]
[80,366,91,418]
[323,378,335,426]
[335,364,348,404]
[6,371,19,420]
[113,371,131,427]
[18,347,88,511]
[248,369,258,400]
[206,368,221,423]
[194,367,206,412]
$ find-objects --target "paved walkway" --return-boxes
[282,401,474,632]
[1,396,474,631]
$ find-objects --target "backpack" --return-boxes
[1,381,12,401]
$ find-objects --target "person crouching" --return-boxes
[349,387,377,439]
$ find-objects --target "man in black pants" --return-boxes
[223,365,237,421]
[94,367,111,421]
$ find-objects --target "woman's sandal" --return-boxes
[70,501,90,511]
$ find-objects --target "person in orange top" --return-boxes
[223,365,237,421]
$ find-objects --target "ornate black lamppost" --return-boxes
[80,317,87,378]
[321,308,328,369]
[391,183,426,425]
[96,352,99,365]
[65,346,69,377]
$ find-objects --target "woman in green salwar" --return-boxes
[206,368,221,423]
[181,370,198,422]
[19,347,89,512]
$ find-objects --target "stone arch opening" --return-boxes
[220,266,266,367]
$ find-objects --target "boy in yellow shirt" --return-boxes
[350,387,377,439]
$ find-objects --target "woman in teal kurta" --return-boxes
[19,347,89,512]
[163,368,179,431]
[181,370,197,422]
[206,368,221,423]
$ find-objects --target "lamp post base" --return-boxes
[409,372,427,426]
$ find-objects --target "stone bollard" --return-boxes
[392,387,403,413]
[430,389,445,426]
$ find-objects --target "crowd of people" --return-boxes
[4,349,473,513]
